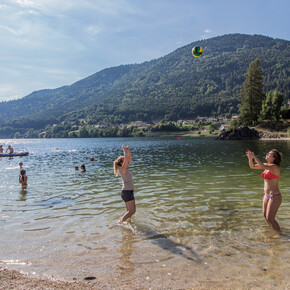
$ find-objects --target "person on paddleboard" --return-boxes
[6,145,14,154]
[114,144,136,223]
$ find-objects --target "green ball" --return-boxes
[192,46,203,57]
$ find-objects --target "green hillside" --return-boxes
[0,33,289,135]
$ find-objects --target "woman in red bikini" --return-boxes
[246,149,282,232]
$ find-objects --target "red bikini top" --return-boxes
[261,170,280,180]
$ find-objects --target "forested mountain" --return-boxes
[0,34,289,132]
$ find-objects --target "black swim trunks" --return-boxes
[121,190,134,202]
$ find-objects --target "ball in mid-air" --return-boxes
[192,46,203,57]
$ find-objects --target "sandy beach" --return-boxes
[0,268,94,290]
[1,266,290,290]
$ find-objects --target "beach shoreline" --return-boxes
[0,267,94,290]
[1,266,289,290]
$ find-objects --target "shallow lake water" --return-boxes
[0,137,289,288]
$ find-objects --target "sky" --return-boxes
[0,0,289,102]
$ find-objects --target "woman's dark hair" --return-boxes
[20,169,26,181]
[271,149,282,167]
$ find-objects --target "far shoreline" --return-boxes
[0,135,289,140]
[0,130,289,140]
[260,137,290,141]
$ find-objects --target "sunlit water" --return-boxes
[0,138,289,287]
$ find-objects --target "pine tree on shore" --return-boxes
[260,90,284,122]
[239,59,265,125]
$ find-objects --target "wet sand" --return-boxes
[1,266,289,289]
[0,268,92,290]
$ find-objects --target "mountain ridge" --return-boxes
[0,33,289,133]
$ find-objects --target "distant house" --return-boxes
[231,115,239,121]
[208,117,218,122]
[177,120,195,125]
[95,123,110,129]
[195,117,208,122]
[219,124,231,131]
[131,121,149,127]
[217,117,229,122]
[117,124,125,129]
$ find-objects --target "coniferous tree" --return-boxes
[239,59,265,125]
[260,90,284,122]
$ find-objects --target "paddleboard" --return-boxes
[0,152,29,157]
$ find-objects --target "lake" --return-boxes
[0,137,289,288]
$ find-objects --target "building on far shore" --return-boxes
[219,124,231,131]
[177,120,196,125]
[131,121,150,127]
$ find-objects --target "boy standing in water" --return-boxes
[19,169,28,189]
